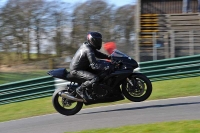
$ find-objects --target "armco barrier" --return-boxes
[0,76,55,105]
[139,54,200,81]
[139,54,200,69]
[0,54,200,105]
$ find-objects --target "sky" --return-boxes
[0,0,137,7]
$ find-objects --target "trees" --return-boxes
[0,0,26,62]
[46,0,71,57]
[1,0,45,61]
[71,0,135,50]
[114,5,135,45]
[71,0,113,47]
[0,0,136,66]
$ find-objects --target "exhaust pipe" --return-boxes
[59,92,85,102]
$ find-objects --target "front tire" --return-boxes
[122,73,152,102]
[52,89,83,116]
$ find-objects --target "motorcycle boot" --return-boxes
[76,77,99,102]
[76,86,87,102]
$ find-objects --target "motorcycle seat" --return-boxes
[66,72,82,83]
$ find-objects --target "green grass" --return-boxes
[0,76,200,122]
[66,120,200,133]
[0,70,47,84]
[150,76,200,99]
[0,97,54,122]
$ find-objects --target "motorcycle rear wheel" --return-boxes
[122,73,152,102]
[52,90,83,116]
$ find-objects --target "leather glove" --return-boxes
[108,55,111,59]
[104,65,110,70]
[104,64,115,72]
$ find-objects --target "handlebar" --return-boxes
[111,58,122,70]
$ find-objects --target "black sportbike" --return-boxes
[48,50,152,116]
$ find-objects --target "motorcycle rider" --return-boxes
[70,32,111,101]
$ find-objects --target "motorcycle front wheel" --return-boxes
[122,73,152,102]
[52,89,83,116]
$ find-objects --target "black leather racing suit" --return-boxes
[70,42,110,88]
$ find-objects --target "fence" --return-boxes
[140,30,200,61]
[0,76,55,105]
[0,54,200,105]
[138,13,200,61]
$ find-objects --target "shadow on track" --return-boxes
[79,101,200,115]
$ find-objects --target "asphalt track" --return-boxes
[1,96,200,133]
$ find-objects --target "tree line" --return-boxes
[0,0,135,65]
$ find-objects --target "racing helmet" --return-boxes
[87,32,102,50]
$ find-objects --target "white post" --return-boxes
[164,32,169,59]
[134,0,141,62]
[153,32,157,60]
[170,30,175,58]
[189,30,194,55]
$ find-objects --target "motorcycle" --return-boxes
[48,50,152,116]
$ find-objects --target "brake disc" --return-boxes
[129,79,145,96]
[62,98,72,107]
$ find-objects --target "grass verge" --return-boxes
[0,76,200,122]
[66,120,200,133]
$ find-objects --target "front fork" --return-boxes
[127,78,134,86]
[126,77,140,92]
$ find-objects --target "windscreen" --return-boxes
[111,49,129,57]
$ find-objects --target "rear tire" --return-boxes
[52,89,83,116]
[122,73,152,102]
